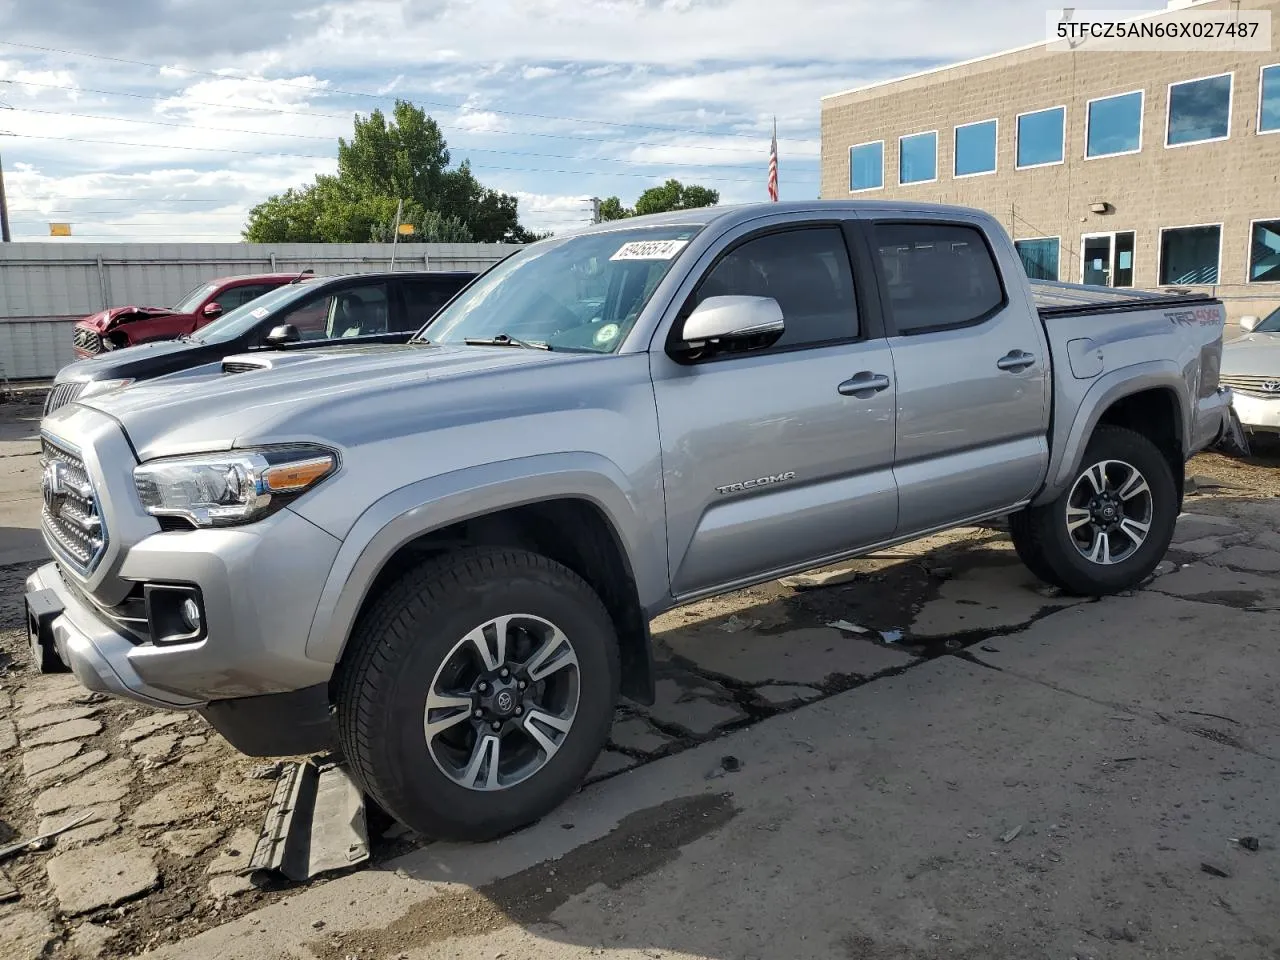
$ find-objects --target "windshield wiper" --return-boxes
[463,334,551,351]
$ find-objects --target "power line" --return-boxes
[0,39,818,145]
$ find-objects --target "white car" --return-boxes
[1221,307,1280,437]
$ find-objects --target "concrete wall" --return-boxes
[0,241,517,379]
[820,0,1280,326]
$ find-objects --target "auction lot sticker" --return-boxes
[610,239,689,261]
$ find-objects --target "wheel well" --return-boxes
[1094,387,1185,508]
[353,499,655,704]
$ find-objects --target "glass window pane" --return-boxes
[899,132,937,184]
[1014,239,1059,281]
[1016,107,1065,167]
[1167,74,1232,145]
[955,120,997,176]
[1087,92,1143,157]
[874,223,1005,333]
[1114,232,1135,287]
[1262,65,1280,134]
[1250,220,1280,283]
[850,142,884,191]
[1159,226,1221,285]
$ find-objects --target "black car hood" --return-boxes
[55,338,227,385]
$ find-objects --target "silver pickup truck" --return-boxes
[27,201,1232,840]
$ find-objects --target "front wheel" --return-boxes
[1009,426,1178,596]
[333,547,620,841]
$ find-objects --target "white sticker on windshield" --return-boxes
[251,307,270,319]
[610,239,689,262]
[593,323,620,346]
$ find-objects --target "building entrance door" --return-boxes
[1080,231,1135,287]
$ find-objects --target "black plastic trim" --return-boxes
[199,683,333,757]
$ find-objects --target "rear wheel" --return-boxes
[1009,426,1177,596]
[333,547,620,841]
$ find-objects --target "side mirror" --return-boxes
[201,302,223,319]
[682,295,785,345]
[1239,315,1261,332]
[264,323,301,346]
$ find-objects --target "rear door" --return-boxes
[861,216,1051,534]
[650,219,899,599]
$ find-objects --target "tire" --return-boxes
[1007,426,1177,597]
[333,546,620,841]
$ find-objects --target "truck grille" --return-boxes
[41,435,108,575]
[73,326,103,355]
[44,381,86,415]
[1220,375,1280,400]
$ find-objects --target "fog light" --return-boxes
[180,597,202,632]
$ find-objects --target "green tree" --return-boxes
[598,196,633,221]
[243,100,537,244]
[634,179,719,216]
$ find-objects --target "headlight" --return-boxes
[133,446,338,528]
[78,378,134,399]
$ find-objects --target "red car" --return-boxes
[71,272,310,358]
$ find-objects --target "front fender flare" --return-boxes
[302,451,665,666]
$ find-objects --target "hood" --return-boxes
[77,305,182,333]
[55,337,216,384]
[68,342,591,460]
[1221,332,1280,377]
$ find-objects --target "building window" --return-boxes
[1261,65,1280,134]
[1159,225,1221,285]
[1016,106,1065,168]
[898,131,937,184]
[1166,73,1232,146]
[849,141,884,191]
[1014,238,1060,281]
[1249,220,1280,282]
[1086,91,1144,158]
[954,119,997,176]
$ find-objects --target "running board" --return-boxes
[248,758,370,882]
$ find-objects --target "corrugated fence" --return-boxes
[0,241,518,379]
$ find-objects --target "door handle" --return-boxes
[997,350,1036,372]
[837,371,891,397]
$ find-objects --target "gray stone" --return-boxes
[1172,512,1240,544]
[209,873,256,900]
[27,749,107,790]
[39,802,121,849]
[1152,564,1280,609]
[0,720,15,754]
[129,732,179,759]
[665,624,915,686]
[0,870,17,903]
[159,827,225,859]
[16,706,99,733]
[206,828,258,876]
[1209,544,1280,574]
[17,675,86,716]
[0,910,55,960]
[69,922,117,959]
[132,781,217,828]
[25,719,102,748]
[586,750,638,780]
[910,562,1083,639]
[181,735,208,749]
[33,759,133,816]
[21,740,81,778]
[608,717,672,754]
[641,679,745,736]
[46,838,158,915]
[1174,536,1224,556]
[755,684,824,706]
[120,711,188,743]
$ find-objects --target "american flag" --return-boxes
[767,118,778,202]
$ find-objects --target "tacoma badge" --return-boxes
[716,471,797,495]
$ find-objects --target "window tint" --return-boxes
[1249,220,1280,283]
[276,283,392,341]
[1167,74,1232,146]
[954,120,997,176]
[1087,91,1143,157]
[1014,238,1060,281]
[1159,226,1220,285]
[1262,65,1280,134]
[849,141,883,191]
[401,279,460,331]
[899,131,937,184]
[217,283,277,311]
[873,223,1005,334]
[1016,107,1065,167]
[689,227,858,349]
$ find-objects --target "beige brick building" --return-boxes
[820,0,1280,323]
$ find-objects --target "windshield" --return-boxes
[173,283,217,313]
[1254,305,1280,333]
[191,282,316,343]
[419,224,704,352]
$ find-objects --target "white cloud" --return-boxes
[521,65,561,80]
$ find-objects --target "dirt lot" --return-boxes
[1,394,1278,959]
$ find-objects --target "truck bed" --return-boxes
[1032,279,1217,318]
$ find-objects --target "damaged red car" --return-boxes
[71,272,309,358]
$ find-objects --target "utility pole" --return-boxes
[389,198,403,271]
[0,150,10,243]
[590,197,601,225]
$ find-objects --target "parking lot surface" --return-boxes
[1,398,1279,959]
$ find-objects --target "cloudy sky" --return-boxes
[0,0,1167,241]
